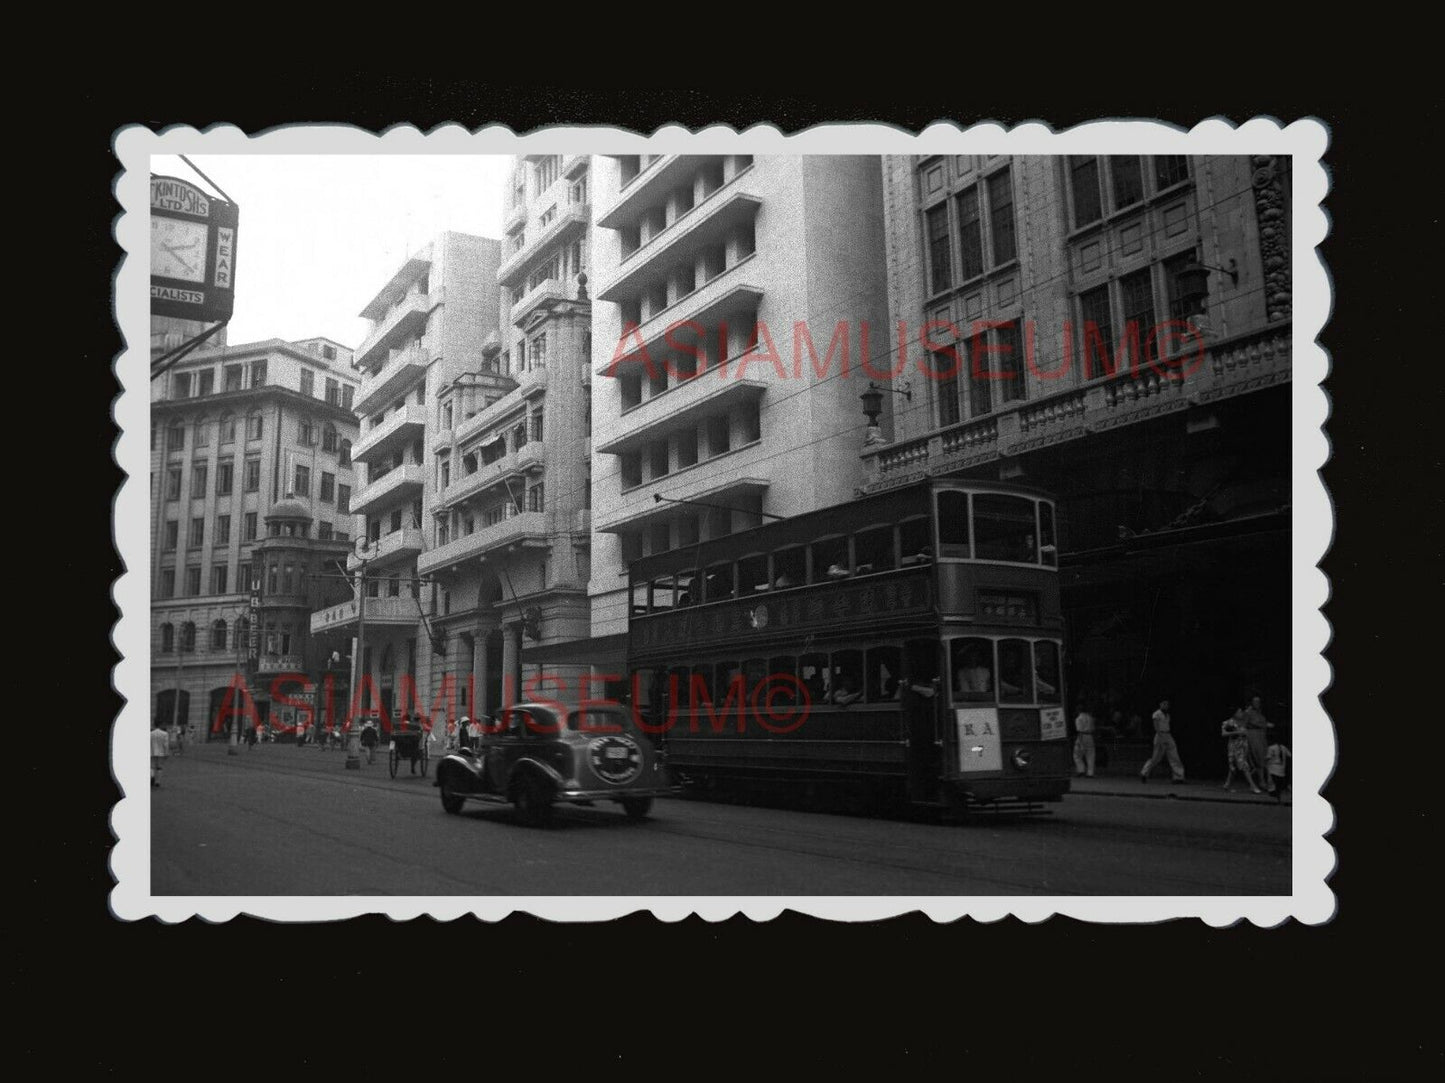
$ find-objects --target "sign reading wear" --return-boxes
[150,174,239,323]
[1039,707,1066,741]
[955,707,1002,773]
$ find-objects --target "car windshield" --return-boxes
[568,708,633,735]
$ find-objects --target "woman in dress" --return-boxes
[1221,709,1259,793]
[1242,695,1272,792]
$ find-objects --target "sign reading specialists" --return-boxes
[150,174,238,323]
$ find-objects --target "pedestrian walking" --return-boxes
[360,719,379,765]
[1220,709,1260,793]
[150,723,170,788]
[1073,705,1096,778]
[456,715,470,751]
[1242,695,1272,793]
[1266,730,1292,802]
[1139,698,1185,783]
[173,721,186,756]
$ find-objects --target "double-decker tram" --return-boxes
[626,479,1070,811]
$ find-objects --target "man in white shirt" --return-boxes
[150,724,170,788]
[1139,698,1185,783]
[1073,707,1096,778]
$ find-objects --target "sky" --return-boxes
[152,154,512,349]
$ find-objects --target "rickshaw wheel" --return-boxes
[388,746,399,779]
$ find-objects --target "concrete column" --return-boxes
[501,623,520,709]
[471,626,488,719]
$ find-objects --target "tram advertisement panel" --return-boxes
[955,707,1002,772]
[1039,706,1066,741]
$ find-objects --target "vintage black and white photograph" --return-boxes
[113,122,1329,921]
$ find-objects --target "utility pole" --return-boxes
[344,542,371,771]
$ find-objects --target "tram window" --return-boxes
[632,668,655,710]
[676,568,697,607]
[738,553,769,596]
[854,525,896,577]
[667,666,691,709]
[811,536,850,583]
[705,561,735,602]
[799,652,830,704]
[937,491,971,558]
[974,494,1038,564]
[713,660,742,703]
[1039,502,1058,567]
[899,517,933,566]
[904,638,942,691]
[651,575,675,610]
[951,637,995,702]
[773,546,805,589]
[998,638,1034,704]
[829,649,864,705]
[631,581,651,616]
[686,664,713,705]
[742,657,767,695]
[1033,640,1062,704]
[767,656,799,709]
[867,645,903,702]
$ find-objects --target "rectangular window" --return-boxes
[239,561,252,591]
[325,378,339,405]
[163,520,178,551]
[337,484,351,515]
[342,385,354,411]
[1079,285,1115,377]
[197,370,214,397]
[166,467,182,501]
[246,415,263,440]
[244,511,258,540]
[300,369,314,397]
[160,568,176,598]
[1110,156,1145,209]
[987,168,1016,265]
[191,463,208,498]
[212,565,228,594]
[189,517,205,547]
[967,335,992,418]
[1154,155,1189,190]
[997,321,1026,404]
[926,203,952,292]
[320,471,335,501]
[528,483,545,512]
[216,514,231,545]
[937,372,961,428]
[319,521,333,541]
[531,409,544,443]
[224,365,244,392]
[1119,268,1157,368]
[250,360,267,387]
[216,460,233,496]
[1070,156,1103,228]
[956,186,983,280]
[174,372,192,398]
[293,464,310,497]
[186,566,202,596]
[1164,249,1204,320]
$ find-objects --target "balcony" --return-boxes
[596,279,764,377]
[497,204,590,288]
[860,322,1293,492]
[354,288,441,370]
[563,154,588,180]
[417,511,551,576]
[453,369,547,447]
[441,441,545,510]
[352,403,426,465]
[596,155,708,229]
[347,525,424,570]
[598,462,769,534]
[599,376,767,456]
[309,593,421,636]
[503,201,526,233]
[359,254,432,321]
[351,463,425,517]
[509,278,578,328]
[355,344,428,416]
[596,185,762,304]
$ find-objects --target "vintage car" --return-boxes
[434,702,679,825]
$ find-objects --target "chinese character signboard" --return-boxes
[150,175,238,323]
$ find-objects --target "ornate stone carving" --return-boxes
[1251,156,1292,322]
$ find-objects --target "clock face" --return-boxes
[151,216,209,284]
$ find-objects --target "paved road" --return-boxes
[151,744,1291,895]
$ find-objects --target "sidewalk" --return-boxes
[1069,774,1290,806]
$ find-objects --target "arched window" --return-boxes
[160,622,175,653]
[323,423,339,453]
[246,413,263,441]
[299,418,316,447]
[180,621,197,652]
[339,439,352,467]
[211,619,228,650]
[194,416,211,447]
[219,412,236,444]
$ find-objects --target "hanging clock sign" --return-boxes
[150,174,239,323]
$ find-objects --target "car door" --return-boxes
[483,709,530,792]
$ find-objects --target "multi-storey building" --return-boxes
[151,315,226,361]
[871,153,1293,762]
[415,157,593,711]
[151,334,361,736]
[308,231,504,724]
[586,154,892,663]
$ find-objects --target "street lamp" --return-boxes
[860,380,911,445]
[344,536,374,771]
[1175,258,1239,312]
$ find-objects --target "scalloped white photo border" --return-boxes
[111,118,1332,924]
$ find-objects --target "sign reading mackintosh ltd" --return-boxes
[150,174,238,323]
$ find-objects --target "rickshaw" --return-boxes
[389,728,429,778]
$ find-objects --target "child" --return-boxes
[1266,731,1292,802]
[1221,710,1259,793]
[150,723,170,788]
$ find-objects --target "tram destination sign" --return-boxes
[631,568,935,654]
[150,174,239,323]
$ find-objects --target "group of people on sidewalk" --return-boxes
[1071,694,1291,801]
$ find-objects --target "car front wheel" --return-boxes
[440,770,465,815]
